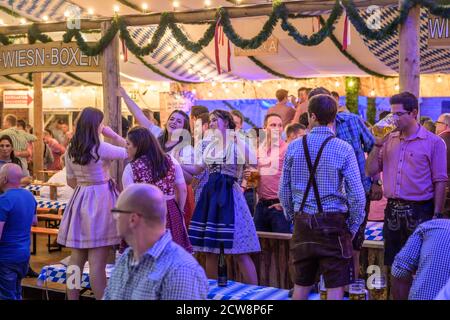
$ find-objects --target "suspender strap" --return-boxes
[299,135,334,214]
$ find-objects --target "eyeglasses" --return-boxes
[111,208,140,219]
[392,111,411,117]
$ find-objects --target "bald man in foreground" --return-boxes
[0,164,37,300]
[103,184,208,300]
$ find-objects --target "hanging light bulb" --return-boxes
[208,91,213,97]
[88,8,94,16]
[142,3,149,11]
[225,87,230,94]
[192,89,197,95]
[437,75,443,83]
[20,18,27,25]
[256,82,262,88]
[166,45,172,52]
[113,5,120,13]
[176,56,183,64]
[395,84,400,91]
[236,0,242,4]
[133,83,139,90]
[64,11,70,18]
[204,0,212,7]
[42,16,49,22]
[335,80,340,88]
[173,1,180,9]
[348,79,354,88]
[370,89,376,97]
[233,83,238,88]
[277,82,282,89]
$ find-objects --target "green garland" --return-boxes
[248,56,312,80]
[116,0,142,13]
[27,24,52,44]
[134,54,197,84]
[318,17,394,79]
[367,97,376,125]
[222,100,258,128]
[3,74,32,87]
[420,0,450,18]
[168,16,217,53]
[280,1,343,46]
[345,77,360,114]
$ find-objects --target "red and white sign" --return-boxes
[3,90,33,109]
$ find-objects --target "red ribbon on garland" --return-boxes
[214,18,232,75]
[121,38,128,62]
[342,14,351,51]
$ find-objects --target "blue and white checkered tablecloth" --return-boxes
[25,184,42,192]
[365,221,383,241]
[35,197,67,210]
[38,265,323,300]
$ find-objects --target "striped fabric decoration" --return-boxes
[359,6,450,74]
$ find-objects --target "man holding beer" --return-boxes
[366,92,448,267]
[245,113,291,233]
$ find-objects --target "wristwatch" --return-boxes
[373,179,382,186]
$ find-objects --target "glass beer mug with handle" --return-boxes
[369,275,388,300]
[372,113,397,138]
[349,279,367,300]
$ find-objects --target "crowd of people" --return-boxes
[1,85,450,301]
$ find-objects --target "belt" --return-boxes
[259,198,280,206]
[295,212,348,218]
[77,180,110,187]
[387,198,433,206]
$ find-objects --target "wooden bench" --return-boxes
[31,226,60,255]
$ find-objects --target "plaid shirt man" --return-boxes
[279,127,366,236]
[103,231,208,300]
[335,112,375,193]
[392,219,450,300]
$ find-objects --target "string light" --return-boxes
[176,56,183,64]
[192,89,197,95]
[0,19,4,25]
[142,3,149,11]
[20,18,27,25]
[334,80,340,88]
[199,76,205,82]
[42,16,49,22]
[437,75,443,83]
[256,82,262,88]
[225,87,230,94]
[211,81,217,87]
[208,91,213,97]
[236,0,242,4]
[233,83,238,88]
[221,83,227,89]
[348,79,354,88]
[113,5,120,13]
[166,45,172,52]
[395,84,400,91]
[120,53,125,61]
[204,0,211,7]
[277,83,282,89]
[88,8,94,16]
[173,1,180,9]
[188,68,194,74]
[133,83,139,89]
[370,89,376,97]
[64,11,70,18]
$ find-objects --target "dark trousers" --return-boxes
[383,199,434,266]
[0,260,29,300]
[244,188,256,216]
[254,200,291,233]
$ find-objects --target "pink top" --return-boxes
[378,125,448,201]
[257,139,288,200]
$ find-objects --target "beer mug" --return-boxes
[369,275,388,300]
[349,280,367,300]
[246,169,260,189]
[372,113,396,138]
[319,276,327,300]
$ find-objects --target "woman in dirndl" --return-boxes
[122,126,192,252]
[189,110,260,285]
[57,107,128,300]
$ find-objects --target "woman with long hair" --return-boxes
[189,110,260,285]
[57,107,128,300]
[121,126,192,252]
[0,135,23,170]
[119,87,202,226]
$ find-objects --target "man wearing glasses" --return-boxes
[103,184,208,300]
[366,92,448,269]
[436,114,450,212]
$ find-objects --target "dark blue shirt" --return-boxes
[0,189,37,262]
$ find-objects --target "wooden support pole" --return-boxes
[0,0,397,35]
[101,21,123,187]
[399,2,420,98]
[32,73,44,180]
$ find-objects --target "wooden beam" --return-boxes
[399,2,420,98]
[32,73,44,180]
[0,0,397,35]
[101,21,123,187]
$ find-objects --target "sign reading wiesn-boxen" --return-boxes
[0,42,102,76]
[428,16,450,48]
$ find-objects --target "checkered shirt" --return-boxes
[103,231,208,300]
[335,113,375,193]
[392,219,450,300]
[279,126,366,236]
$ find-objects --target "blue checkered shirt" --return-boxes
[335,113,375,193]
[103,231,209,300]
[279,127,366,236]
[392,219,450,300]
